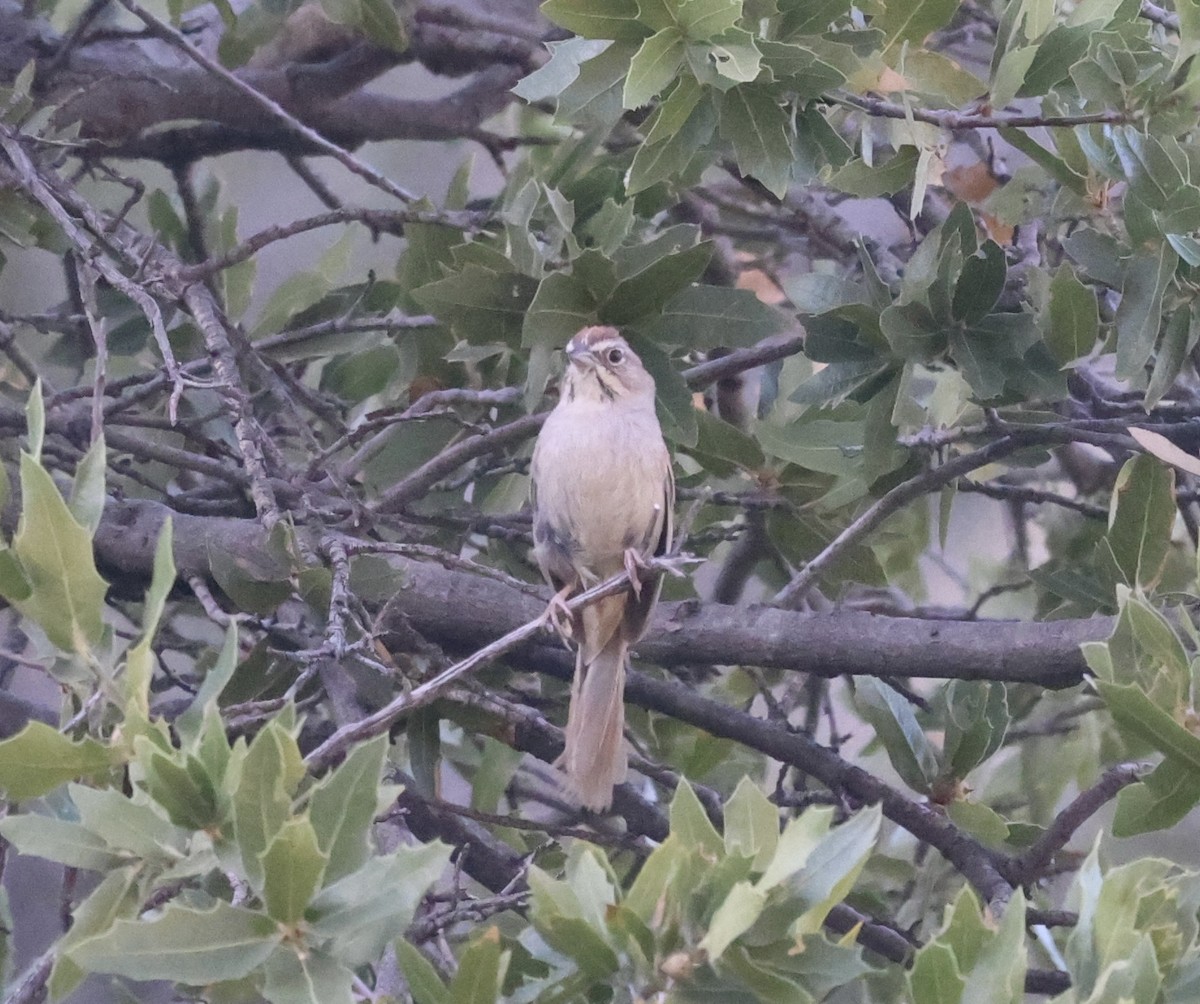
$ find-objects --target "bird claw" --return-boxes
[623,548,649,599]
[538,586,576,646]
[655,553,701,578]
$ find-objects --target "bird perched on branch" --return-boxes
[530,326,674,811]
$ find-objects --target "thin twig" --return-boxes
[111,0,420,205]
[304,557,680,768]
[956,479,1107,520]
[833,93,1130,130]
[0,126,188,420]
[774,437,1025,608]
[1014,763,1144,883]
[1140,1,1180,31]
[177,207,485,280]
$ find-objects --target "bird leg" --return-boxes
[623,547,651,600]
[537,582,576,646]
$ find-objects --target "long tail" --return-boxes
[557,630,628,811]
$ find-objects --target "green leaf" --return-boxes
[603,248,713,325]
[69,901,280,984]
[876,0,959,58]
[678,0,743,40]
[908,941,964,1004]
[756,418,864,476]
[670,778,723,855]
[624,27,686,108]
[945,799,1009,847]
[24,379,43,459]
[1062,228,1126,288]
[1113,758,1200,836]
[776,0,851,36]
[699,880,767,961]
[0,814,126,871]
[139,745,221,831]
[261,947,355,1004]
[126,518,177,731]
[412,266,538,345]
[625,334,698,447]
[641,284,788,346]
[50,866,140,999]
[7,454,108,653]
[951,241,1005,323]
[176,621,237,745]
[784,272,869,315]
[853,677,939,794]
[757,805,833,891]
[514,38,612,102]
[1106,453,1175,589]
[1114,242,1177,379]
[1003,128,1087,195]
[0,722,115,800]
[705,27,763,84]
[70,783,184,860]
[307,733,388,883]
[522,272,597,348]
[627,91,718,192]
[825,147,918,197]
[759,40,846,97]
[253,230,354,337]
[723,776,779,870]
[687,407,766,473]
[790,804,882,936]
[355,0,407,51]
[233,721,296,889]
[529,852,617,938]
[1146,304,1194,408]
[262,816,328,925]
[448,928,506,1004]
[901,49,987,102]
[1097,679,1200,774]
[1046,263,1099,365]
[559,41,640,124]
[541,0,647,39]
[69,434,106,536]
[718,86,793,198]
[309,841,452,967]
[959,889,1026,1003]
[942,681,1009,779]
[396,938,452,1004]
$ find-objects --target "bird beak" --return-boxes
[565,343,592,369]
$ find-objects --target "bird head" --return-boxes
[562,326,656,406]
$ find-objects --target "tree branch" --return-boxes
[1013,763,1144,884]
[93,497,1109,688]
[833,93,1129,130]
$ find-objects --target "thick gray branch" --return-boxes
[0,0,542,155]
[95,498,1109,687]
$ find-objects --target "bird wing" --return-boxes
[623,456,674,643]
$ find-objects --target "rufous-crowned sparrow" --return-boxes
[531,326,674,811]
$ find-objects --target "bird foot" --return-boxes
[537,584,576,646]
[623,548,653,599]
[655,553,702,578]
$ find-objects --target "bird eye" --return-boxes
[606,347,625,365]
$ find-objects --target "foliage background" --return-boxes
[2,0,1200,1001]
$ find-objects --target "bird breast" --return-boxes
[533,401,667,582]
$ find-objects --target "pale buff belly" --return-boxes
[532,404,667,583]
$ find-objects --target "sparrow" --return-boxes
[530,326,675,811]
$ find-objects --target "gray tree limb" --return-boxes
[94,497,1109,688]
